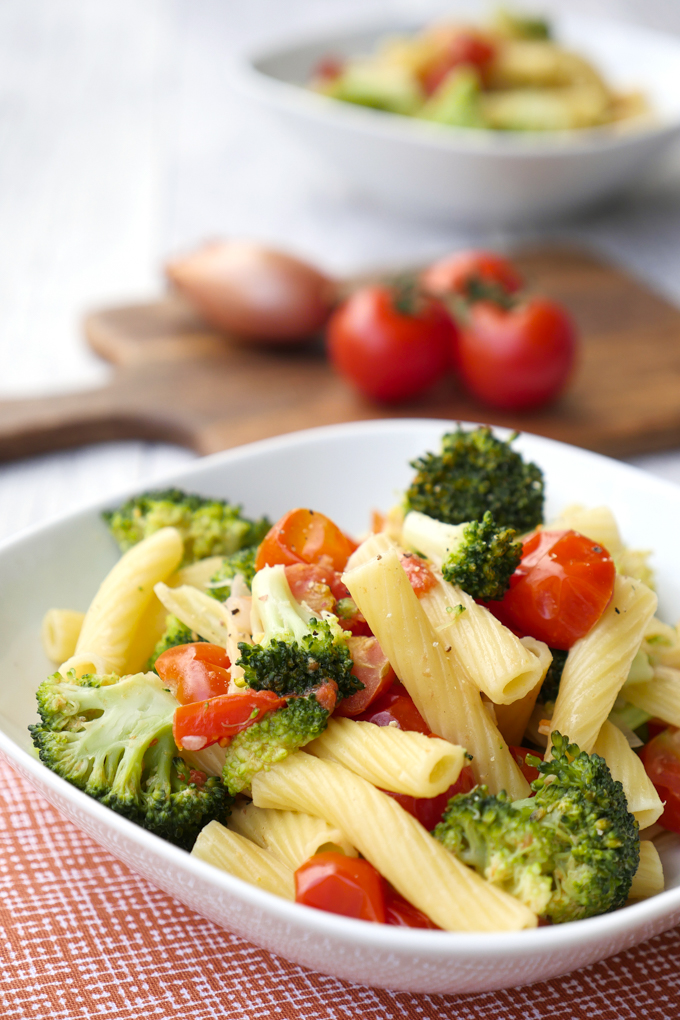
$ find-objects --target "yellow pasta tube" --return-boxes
[592,720,663,829]
[547,504,624,554]
[643,619,680,669]
[493,638,551,746]
[228,802,357,869]
[192,820,295,899]
[41,609,85,664]
[252,753,536,932]
[154,582,230,647]
[420,579,548,705]
[61,527,183,677]
[345,531,395,571]
[344,549,529,799]
[307,717,465,797]
[628,841,664,901]
[625,666,680,728]
[548,575,657,755]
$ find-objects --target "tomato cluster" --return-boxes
[327,250,577,412]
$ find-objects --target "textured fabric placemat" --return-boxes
[1,758,679,1020]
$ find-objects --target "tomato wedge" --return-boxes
[640,726,680,834]
[384,764,476,830]
[334,635,395,717]
[496,529,615,650]
[256,508,356,572]
[156,643,231,705]
[400,552,437,597]
[295,852,385,922]
[357,681,430,734]
[173,690,286,751]
[509,746,541,785]
[383,884,440,929]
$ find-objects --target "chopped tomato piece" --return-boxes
[384,765,476,830]
[640,726,680,834]
[256,508,356,573]
[173,690,285,751]
[156,643,231,705]
[356,681,430,734]
[284,563,337,616]
[313,679,339,713]
[383,883,441,929]
[496,530,616,649]
[400,552,437,596]
[334,636,395,717]
[509,746,541,784]
[295,852,385,922]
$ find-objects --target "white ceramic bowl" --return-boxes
[1,419,680,995]
[236,12,680,225]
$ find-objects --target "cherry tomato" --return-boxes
[385,765,476,830]
[357,681,430,735]
[334,635,396,717]
[383,884,440,928]
[295,852,386,922]
[399,552,437,596]
[456,298,577,412]
[640,727,680,834]
[509,746,541,785]
[421,250,523,299]
[155,643,231,705]
[314,55,344,81]
[173,690,286,751]
[326,285,455,403]
[497,530,616,650]
[422,33,497,94]
[256,508,356,573]
[284,562,336,616]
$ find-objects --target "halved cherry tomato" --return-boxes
[326,285,455,403]
[383,883,440,928]
[334,635,395,717]
[509,746,541,785]
[295,852,385,922]
[173,690,285,751]
[256,508,356,573]
[357,681,430,735]
[497,530,615,650]
[421,249,523,300]
[384,764,476,830]
[400,552,437,596]
[422,33,497,94]
[284,562,336,616]
[640,727,680,834]
[156,643,231,705]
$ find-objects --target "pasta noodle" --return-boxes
[344,548,530,799]
[154,582,231,647]
[493,638,551,746]
[228,801,357,869]
[60,527,183,677]
[251,752,537,931]
[192,820,295,899]
[307,717,465,798]
[625,666,680,728]
[592,720,663,829]
[628,841,664,901]
[548,575,657,755]
[547,504,624,554]
[41,609,85,664]
[345,531,395,571]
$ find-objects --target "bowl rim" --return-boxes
[235,10,680,159]
[2,418,680,960]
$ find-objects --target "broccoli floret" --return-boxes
[147,614,207,672]
[405,427,544,534]
[434,732,639,923]
[221,696,329,795]
[205,546,259,601]
[540,648,569,706]
[29,671,231,849]
[102,488,270,564]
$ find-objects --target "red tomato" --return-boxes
[509,745,541,785]
[357,681,430,735]
[385,765,476,830]
[422,33,497,94]
[173,690,285,751]
[399,552,437,596]
[314,55,344,81]
[421,250,523,299]
[640,727,680,834]
[155,643,231,705]
[326,285,455,403]
[334,635,396,717]
[456,298,577,412]
[497,529,616,650]
[256,508,355,573]
[284,562,337,616]
[383,884,440,928]
[295,852,386,922]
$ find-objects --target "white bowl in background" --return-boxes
[1,419,680,995]
[236,13,680,225]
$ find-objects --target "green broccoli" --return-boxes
[102,488,270,564]
[540,648,569,706]
[434,733,639,923]
[29,670,231,849]
[147,614,207,672]
[402,508,521,600]
[405,427,544,534]
[205,545,259,601]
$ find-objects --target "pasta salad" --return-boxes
[33,426,680,931]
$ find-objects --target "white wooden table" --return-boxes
[3,0,680,542]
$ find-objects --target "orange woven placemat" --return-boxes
[1,756,679,1020]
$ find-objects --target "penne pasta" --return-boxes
[548,575,657,755]
[493,637,551,746]
[628,841,664,901]
[547,504,624,555]
[344,548,530,799]
[307,717,465,798]
[345,531,395,571]
[192,820,295,899]
[228,801,357,869]
[41,609,85,664]
[625,666,680,729]
[251,752,537,931]
[592,720,663,829]
[154,582,231,648]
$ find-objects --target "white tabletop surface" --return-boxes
[3,0,680,543]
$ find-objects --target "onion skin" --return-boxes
[165,240,336,342]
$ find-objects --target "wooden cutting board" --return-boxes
[1,246,680,463]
